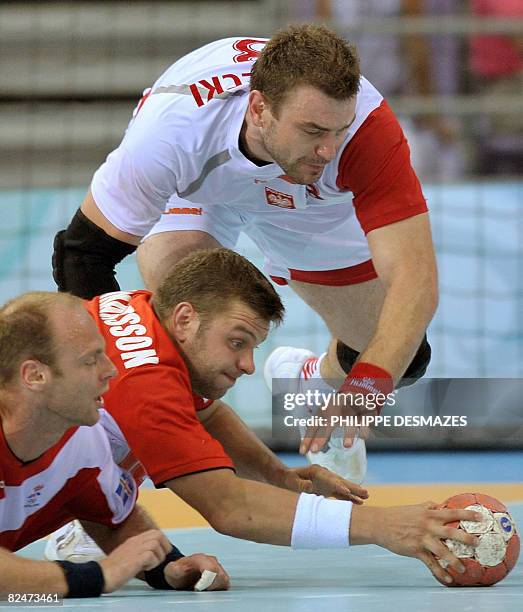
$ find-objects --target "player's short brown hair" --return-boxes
[0,292,81,386]
[250,23,360,116]
[152,248,284,327]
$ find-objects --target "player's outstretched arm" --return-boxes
[167,469,481,584]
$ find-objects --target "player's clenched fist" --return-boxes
[164,553,230,590]
[99,529,171,593]
[351,502,482,585]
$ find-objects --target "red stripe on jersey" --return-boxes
[337,100,428,235]
[0,428,77,486]
[302,357,319,380]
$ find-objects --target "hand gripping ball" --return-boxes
[437,493,520,586]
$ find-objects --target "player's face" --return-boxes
[180,300,269,400]
[46,307,117,426]
[261,84,356,184]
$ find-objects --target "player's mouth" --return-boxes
[95,384,109,406]
[223,373,238,385]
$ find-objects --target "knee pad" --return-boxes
[52,209,136,299]
[397,335,432,388]
[336,341,360,374]
[336,335,432,386]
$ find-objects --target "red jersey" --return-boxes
[85,291,234,487]
[0,419,137,551]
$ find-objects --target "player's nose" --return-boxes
[238,350,255,376]
[315,138,338,162]
[100,353,117,381]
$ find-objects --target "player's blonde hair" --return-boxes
[152,248,284,327]
[0,291,81,386]
[250,23,360,116]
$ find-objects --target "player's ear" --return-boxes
[20,359,49,391]
[171,302,199,342]
[248,90,268,127]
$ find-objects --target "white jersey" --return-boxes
[0,413,137,552]
[92,37,427,280]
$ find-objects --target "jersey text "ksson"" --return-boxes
[98,292,159,369]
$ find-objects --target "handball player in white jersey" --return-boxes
[53,24,437,478]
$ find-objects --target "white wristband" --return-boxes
[291,492,352,549]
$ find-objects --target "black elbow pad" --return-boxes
[52,209,137,299]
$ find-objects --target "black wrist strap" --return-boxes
[143,544,185,590]
[55,560,105,598]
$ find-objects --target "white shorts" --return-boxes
[145,195,377,286]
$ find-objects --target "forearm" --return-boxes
[359,215,438,383]
[168,470,302,545]
[348,504,381,545]
[0,548,68,595]
[220,482,376,548]
[81,505,158,555]
[357,272,437,383]
[203,401,289,486]
[217,478,299,544]
[169,469,400,552]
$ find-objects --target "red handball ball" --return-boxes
[436,493,520,587]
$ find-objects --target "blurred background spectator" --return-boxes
[468,0,523,174]
[292,0,467,181]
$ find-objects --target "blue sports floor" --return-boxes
[7,451,523,612]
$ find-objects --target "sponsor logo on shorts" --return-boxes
[265,187,295,209]
[165,207,203,216]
